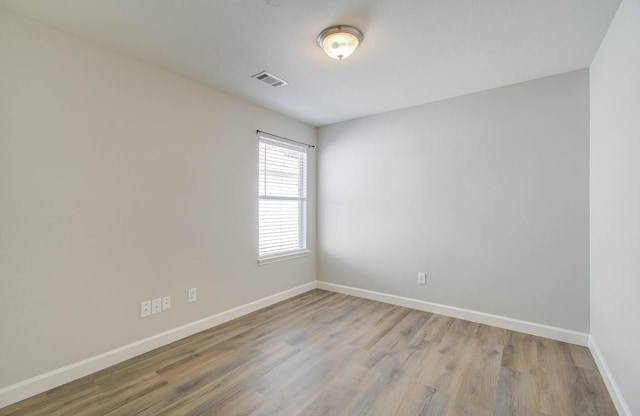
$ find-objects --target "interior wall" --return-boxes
[590,0,640,412]
[0,9,316,390]
[318,70,590,332]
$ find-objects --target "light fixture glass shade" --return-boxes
[317,25,363,60]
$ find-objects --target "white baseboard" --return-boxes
[0,282,316,409]
[589,336,632,416]
[316,281,590,346]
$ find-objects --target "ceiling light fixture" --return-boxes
[317,25,363,60]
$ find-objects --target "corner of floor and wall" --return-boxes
[1,1,638,414]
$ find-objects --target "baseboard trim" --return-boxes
[0,282,316,409]
[589,336,632,416]
[317,281,589,346]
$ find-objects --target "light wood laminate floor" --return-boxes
[0,289,617,416]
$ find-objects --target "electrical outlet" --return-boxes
[151,298,162,314]
[140,301,151,317]
[162,296,171,311]
[188,288,197,303]
[418,272,426,285]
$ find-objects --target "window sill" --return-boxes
[257,250,310,266]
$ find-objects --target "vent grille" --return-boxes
[252,71,288,88]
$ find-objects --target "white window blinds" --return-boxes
[258,135,307,260]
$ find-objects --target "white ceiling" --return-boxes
[1,0,620,126]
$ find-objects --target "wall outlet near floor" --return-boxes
[188,288,197,303]
[151,298,162,314]
[140,301,151,317]
[141,296,171,317]
[418,272,426,285]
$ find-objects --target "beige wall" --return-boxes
[0,8,316,390]
[590,0,640,412]
[318,70,590,332]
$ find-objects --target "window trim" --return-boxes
[257,133,308,264]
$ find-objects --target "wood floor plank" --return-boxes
[572,367,619,416]
[285,296,382,350]
[0,393,49,416]
[444,340,503,416]
[417,319,481,394]
[73,372,166,416]
[536,338,578,416]
[298,361,379,416]
[418,313,455,344]
[0,289,617,416]
[108,342,299,416]
[476,324,510,346]
[369,309,432,352]
[494,366,541,415]
[248,344,359,416]
[419,388,450,416]
[349,305,409,350]
[201,388,265,416]
[24,384,102,416]
[501,330,539,375]
[568,343,599,370]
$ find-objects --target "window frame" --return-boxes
[257,133,309,265]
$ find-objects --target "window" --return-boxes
[258,134,308,263]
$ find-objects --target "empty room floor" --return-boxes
[0,289,616,416]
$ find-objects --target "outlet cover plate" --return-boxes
[140,301,151,317]
[151,298,162,314]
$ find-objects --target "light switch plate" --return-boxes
[162,296,171,311]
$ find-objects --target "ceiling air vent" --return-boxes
[251,71,288,88]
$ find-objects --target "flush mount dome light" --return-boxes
[317,25,363,60]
